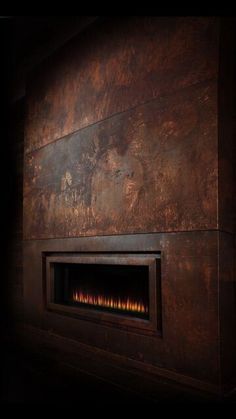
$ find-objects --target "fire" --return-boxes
[72,290,148,314]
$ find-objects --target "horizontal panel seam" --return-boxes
[22,228,232,242]
[24,76,218,156]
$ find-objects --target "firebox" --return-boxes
[45,253,161,335]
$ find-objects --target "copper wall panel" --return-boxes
[219,232,236,390]
[22,16,236,394]
[23,231,219,385]
[218,19,236,234]
[24,81,217,240]
[25,17,219,153]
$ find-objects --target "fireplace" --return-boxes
[54,264,149,318]
[22,17,236,395]
[45,253,161,335]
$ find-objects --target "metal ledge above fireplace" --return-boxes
[45,253,161,336]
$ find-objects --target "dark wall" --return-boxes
[218,19,236,390]
[6,100,25,328]
[1,16,97,334]
[8,16,236,393]
[1,18,25,333]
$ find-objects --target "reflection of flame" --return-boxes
[72,290,148,314]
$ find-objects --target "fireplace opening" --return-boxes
[53,263,149,319]
[46,253,161,334]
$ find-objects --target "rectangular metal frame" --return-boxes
[45,253,161,335]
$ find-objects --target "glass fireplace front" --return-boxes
[46,253,161,334]
[53,263,149,319]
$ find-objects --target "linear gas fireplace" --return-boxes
[45,254,161,335]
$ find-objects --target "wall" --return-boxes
[24,17,219,239]
[23,17,236,393]
[4,99,25,330]
[218,18,236,390]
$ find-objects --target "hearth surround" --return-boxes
[24,231,226,393]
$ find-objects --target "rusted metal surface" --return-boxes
[22,17,236,395]
[24,81,217,240]
[25,16,219,154]
[23,231,219,386]
[219,232,236,389]
[20,324,220,397]
[218,19,236,234]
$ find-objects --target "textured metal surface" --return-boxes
[23,231,219,385]
[24,81,217,240]
[25,16,219,153]
[219,232,236,389]
[218,19,236,234]
[22,16,236,395]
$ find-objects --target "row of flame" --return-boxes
[72,291,148,314]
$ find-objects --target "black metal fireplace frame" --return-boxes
[45,253,162,336]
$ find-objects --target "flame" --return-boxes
[72,290,148,314]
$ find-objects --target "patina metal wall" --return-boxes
[23,17,236,394]
[24,17,219,239]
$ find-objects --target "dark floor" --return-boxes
[1,333,236,405]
